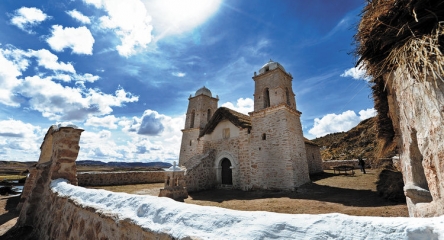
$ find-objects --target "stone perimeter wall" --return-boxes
[16,126,177,239]
[77,171,165,186]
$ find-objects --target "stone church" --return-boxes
[179,60,322,192]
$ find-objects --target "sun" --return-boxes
[143,0,222,38]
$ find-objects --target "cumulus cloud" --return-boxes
[172,72,186,77]
[10,7,49,33]
[78,130,126,160]
[0,119,43,158]
[18,76,138,121]
[123,110,165,135]
[83,0,153,57]
[66,9,91,24]
[222,98,254,115]
[0,48,28,106]
[46,25,95,55]
[308,108,376,138]
[340,64,371,81]
[29,49,75,73]
[358,108,377,120]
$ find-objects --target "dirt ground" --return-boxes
[0,168,409,238]
[88,169,408,217]
[0,195,20,236]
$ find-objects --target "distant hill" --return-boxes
[76,160,172,168]
[311,117,379,160]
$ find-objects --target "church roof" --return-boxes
[199,107,251,137]
[304,137,319,146]
[195,86,212,97]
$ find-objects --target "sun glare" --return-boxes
[144,0,222,38]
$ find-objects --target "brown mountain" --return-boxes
[311,117,378,160]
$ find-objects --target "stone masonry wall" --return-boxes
[386,70,444,217]
[77,171,165,186]
[179,129,202,167]
[31,188,173,240]
[249,105,310,190]
[17,125,84,224]
[305,143,323,174]
[183,150,216,192]
[15,125,178,239]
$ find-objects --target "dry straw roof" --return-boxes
[199,107,251,137]
[355,0,444,81]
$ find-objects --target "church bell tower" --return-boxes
[249,60,310,190]
[179,87,218,166]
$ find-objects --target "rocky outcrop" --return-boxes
[386,70,444,217]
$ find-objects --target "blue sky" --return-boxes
[0,0,374,163]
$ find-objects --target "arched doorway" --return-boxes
[221,158,232,185]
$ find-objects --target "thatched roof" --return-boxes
[199,107,251,137]
[355,0,444,80]
[304,137,319,147]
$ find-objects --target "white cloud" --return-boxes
[10,7,49,33]
[359,108,377,120]
[85,115,119,129]
[83,0,153,57]
[0,119,43,159]
[222,98,254,115]
[0,48,28,106]
[77,110,184,162]
[340,64,371,81]
[78,130,125,160]
[30,49,75,73]
[172,72,186,77]
[308,108,376,138]
[46,25,95,55]
[66,9,91,24]
[19,76,138,121]
[74,73,100,83]
[83,0,222,56]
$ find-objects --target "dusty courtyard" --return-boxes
[0,168,408,237]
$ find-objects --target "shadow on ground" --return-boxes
[188,171,402,208]
[0,196,19,226]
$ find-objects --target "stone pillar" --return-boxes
[48,127,83,185]
[17,125,84,225]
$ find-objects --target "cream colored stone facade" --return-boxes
[179,61,322,192]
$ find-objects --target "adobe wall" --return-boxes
[77,171,165,186]
[386,70,444,217]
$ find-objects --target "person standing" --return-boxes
[358,156,366,174]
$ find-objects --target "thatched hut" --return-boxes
[355,0,444,217]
